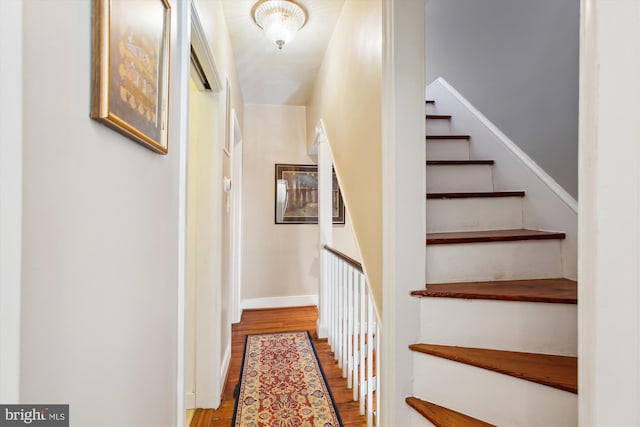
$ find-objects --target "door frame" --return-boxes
[230,108,243,324]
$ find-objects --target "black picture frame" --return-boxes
[275,164,345,224]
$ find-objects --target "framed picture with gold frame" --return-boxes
[90,0,171,154]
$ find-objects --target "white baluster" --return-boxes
[359,273,366,415]
[347,266,354,389]
[328,254,334,352]
[353,271,360,402]
[376,322,381,427]
[321,248,379,423]
[329,255,334,351]
[367,288,374,427]
[342,261,348,378]
[337,260,343,366]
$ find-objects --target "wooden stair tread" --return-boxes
[426,160,494,165]
[427,191,524,199]
[426,134,471,140]
[427,229,566,245]
[406,397,496,427]
[426,114,452,120]
[409,344,578,393]
[411,278,577,303]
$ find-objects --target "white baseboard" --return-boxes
[220,343,231,396]
[185,392,195,410]
[242,295,318,310]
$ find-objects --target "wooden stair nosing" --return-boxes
[426,134,471,140]
[426,160,494,166]
[427,191,524,200]
[426,229,566,245]
[409,344,578,394]
[426,114,452,120]
[411,278,578,304]
[406,397,496,427]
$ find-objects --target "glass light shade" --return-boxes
[253,0,307,50]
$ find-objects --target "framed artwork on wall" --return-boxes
[275,164,345,224]
[90,0,171,154]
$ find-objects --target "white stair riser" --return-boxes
[427,197,523,233]
[413,354,577,427]
[427,164,494,192]
[426,140,469,161]
[410,411,436,427]
[425,103,436,115]
[425,240,563,283]
[426,119,452,134]
[419,298,577,356]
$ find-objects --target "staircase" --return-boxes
[406,100,578,426]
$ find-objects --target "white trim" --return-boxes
[578,0,596,423]
[219,343,231,396]
[190,0,222,92]
[176,1,191,426]
[185,392,196,410]
[0,0,23,405]
[242,295,319,310]
[381,0,397,423]
[231,109,243,324]
[190,0,224,410]
[316,120,332,339]
[578,1,640,425]
[432,77,578,214]
[381,0,425,425]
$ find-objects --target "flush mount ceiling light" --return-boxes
[252,0,307,50]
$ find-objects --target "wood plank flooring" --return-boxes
[190,306,369,427]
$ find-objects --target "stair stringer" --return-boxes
[426,77,577,280]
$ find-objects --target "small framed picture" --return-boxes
[275,164,345,224]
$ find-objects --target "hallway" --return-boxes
[190,306,369,426]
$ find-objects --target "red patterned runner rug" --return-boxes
[232,331,343,427]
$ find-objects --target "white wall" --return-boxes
[426,0,579,198]
[242,104,358,308]
[380,0,425,424]
[0,0,23,405]
[579,0,640,424]
[20,1,183,425]
[306,0,384,310]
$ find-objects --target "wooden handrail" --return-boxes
[323,245,363,273]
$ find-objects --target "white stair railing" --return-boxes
[323,245,379,427]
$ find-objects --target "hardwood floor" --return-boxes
[190,306,370,426]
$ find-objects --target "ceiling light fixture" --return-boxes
[252,0,307,50]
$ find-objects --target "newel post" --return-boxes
[316,122,332,339]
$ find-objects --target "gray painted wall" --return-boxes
[426,0,579,198]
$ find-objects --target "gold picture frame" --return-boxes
[90,0,171,154]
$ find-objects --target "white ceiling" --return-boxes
[221,0,345,105]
